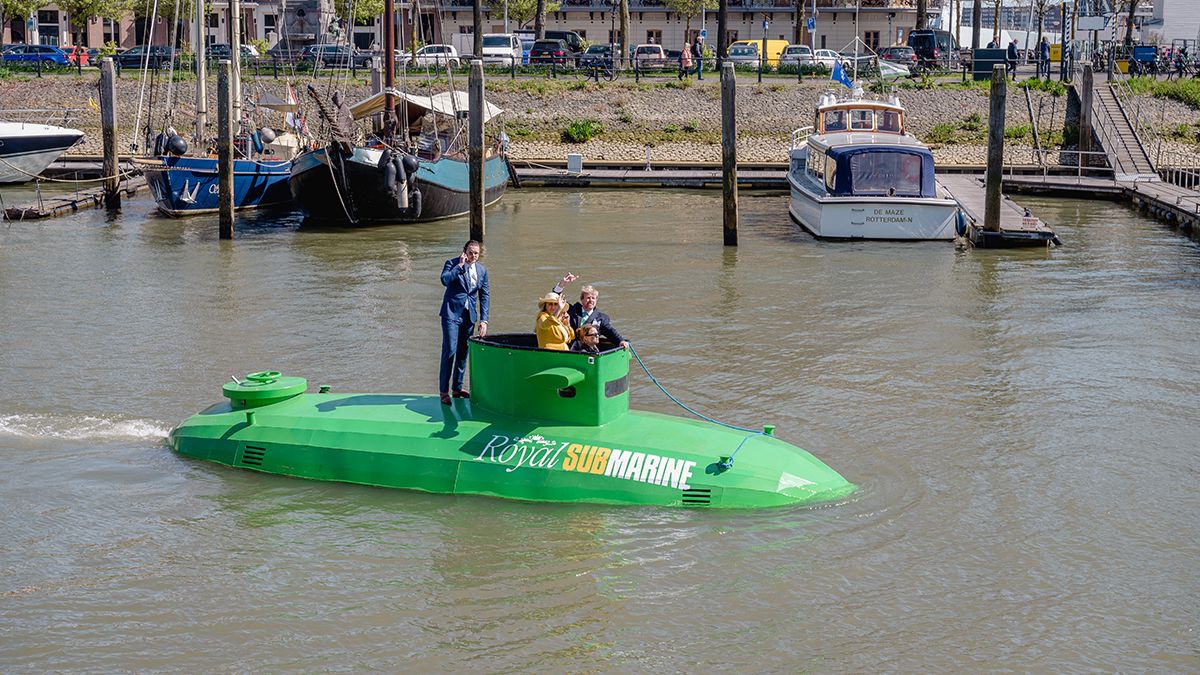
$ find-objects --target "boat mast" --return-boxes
[384,0,396,143]
[195,0,208,142]
[229,0,242,132]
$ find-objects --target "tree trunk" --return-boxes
[685,16,692,42]
[619,0,629,67]
[794,0,803,45]
[1124,0,1138,49]
[717,0,728,61]
[971,0,982,49]
[535,0,545,40]
[916,0,927,31]
[1036,7,1043,51]
[993,0,1001,45]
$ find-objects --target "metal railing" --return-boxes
[1156,145,1200,190]
[0,108,82,127]
[790,126,813,151]
[1025,148,1115,178]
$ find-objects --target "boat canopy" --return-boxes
[349,88,504,123]
[823,144,937,198]
[256,91,299,113]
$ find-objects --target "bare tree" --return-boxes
[534,0,545,40]
[619,0,629,66]
[916,0,927,30]
[1122,0,1141,49]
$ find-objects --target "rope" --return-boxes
[627,344,765,471]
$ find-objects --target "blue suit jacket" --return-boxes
[440,258,489,324]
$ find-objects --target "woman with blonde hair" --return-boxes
[535,292,573,350]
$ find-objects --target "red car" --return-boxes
[64,45,89,67]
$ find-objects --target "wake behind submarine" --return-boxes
[169,334,854,508]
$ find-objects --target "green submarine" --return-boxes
[169,335,854,508]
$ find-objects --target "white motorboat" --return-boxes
[0,118,84,184]
[787,89,961,241]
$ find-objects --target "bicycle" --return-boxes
[574,58,618,82]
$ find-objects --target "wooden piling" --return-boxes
[720,61,739,246]
[1078,64,1094,163]
[984,63,1006,232]
[218,60,235,239]
[468,60,486,242]
[99,58,120,210]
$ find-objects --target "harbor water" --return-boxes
[1,187,1197,670]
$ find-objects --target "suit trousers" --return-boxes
[440,312,474,393]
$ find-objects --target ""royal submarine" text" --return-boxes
[475,434,697,490]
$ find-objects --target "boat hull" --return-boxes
[788,168,959,241]
[143,155,293,217]
[169,392,854,509]
[288,146,508,225]
[0,122,84,184]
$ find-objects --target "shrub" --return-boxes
[1005,124,1032,140]
[562,119,604,143]
[926,122,958,144]
[682,120,700,133]
[617,109,633,124]
[961,113,983,131]
[663,123,679,133]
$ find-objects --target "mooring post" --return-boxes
[370,65,383,129]
[218,60,235,239]
[99,58,121,210]
[984,63,1006,233]
[468,59,486,242]
[1078,63,1094,166]
[720,61,739,246]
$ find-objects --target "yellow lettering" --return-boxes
[562,444,582,471]
[577,445,595,473]
[590,447,611,474]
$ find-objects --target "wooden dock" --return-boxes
[938,173,1061,247]
[2,177,147,221]
[1003,174,1200,235]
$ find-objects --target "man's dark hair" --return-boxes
[464,240,481,252]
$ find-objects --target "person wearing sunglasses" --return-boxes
[571,325,602,354]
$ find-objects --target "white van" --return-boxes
[481,33,522,66]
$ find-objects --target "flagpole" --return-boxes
[853,0,860,84]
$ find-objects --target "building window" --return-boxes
[864,30,879,50]
[820,35,826,49]
[264,14,277,31]
[608,29,621,45]
[207,13,219,28]
[38,9,60,45]
[646,29,661,44]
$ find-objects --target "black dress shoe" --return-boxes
[452,389,471,399]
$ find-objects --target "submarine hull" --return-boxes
[169,392,854,509]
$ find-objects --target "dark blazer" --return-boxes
[568,304,624,345]
[439,258,489,324]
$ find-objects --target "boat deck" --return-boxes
[938,173,1059,246]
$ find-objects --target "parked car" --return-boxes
[579,43,616,68]
[878,45,918,74]
[86,47,102,65]
[400,44,460,68]
[206,43,260,59]
[114,45,176,69]
[481,33,521,66]
[63,45,89,66]
[300,44,373,69]
[907,29,959,69]
[2,44,71,66]
[633,43,668,69]
[812,48,841,68]
[839,50,876,73]
[515,29,584,54]
[529,39,570,65]
[729,39,789,66]
[780,44,814,66]
[726,43,761,66]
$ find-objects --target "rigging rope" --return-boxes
[130,0,162,152]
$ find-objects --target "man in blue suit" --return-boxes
[439,240,489,404]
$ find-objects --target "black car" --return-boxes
[114,45,177,69]
[299,44,374,69]
[528,39,569,65]
[907,29,959,69]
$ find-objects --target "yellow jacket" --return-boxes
[536,311,573,350]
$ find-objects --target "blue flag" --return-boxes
[831,60,853,89]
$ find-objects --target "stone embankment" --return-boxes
[2,74,1196,166]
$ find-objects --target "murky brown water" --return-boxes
[2,188,1198,671]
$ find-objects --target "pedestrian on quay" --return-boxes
[692,38,705,80]
[438,240,489,405]
[1038,37,1051,79]
[1007,39,1019,80]
[679,42,693,80]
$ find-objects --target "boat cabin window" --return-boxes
[849,109,874,131]
[878,110,902,132]
[823,110,846,132]
[849,151,924,197]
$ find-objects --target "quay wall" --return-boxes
[2,74,1196,166]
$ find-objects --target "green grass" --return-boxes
[961,113,984,132]
[926,122,959,145]
[1005,123,1033,141]
[1125,75,1200,109]
[562,119,604,143]
[1020,77,1067,96]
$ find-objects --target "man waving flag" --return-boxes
[831,60,854,89]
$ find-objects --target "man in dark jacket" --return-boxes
[691,38,705,80]
[438,240,489,404]
[1038,37,1051,79]
[1006,40,1018,80]
[552,274,629,349]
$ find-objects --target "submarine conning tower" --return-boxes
[468,334,630,426]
